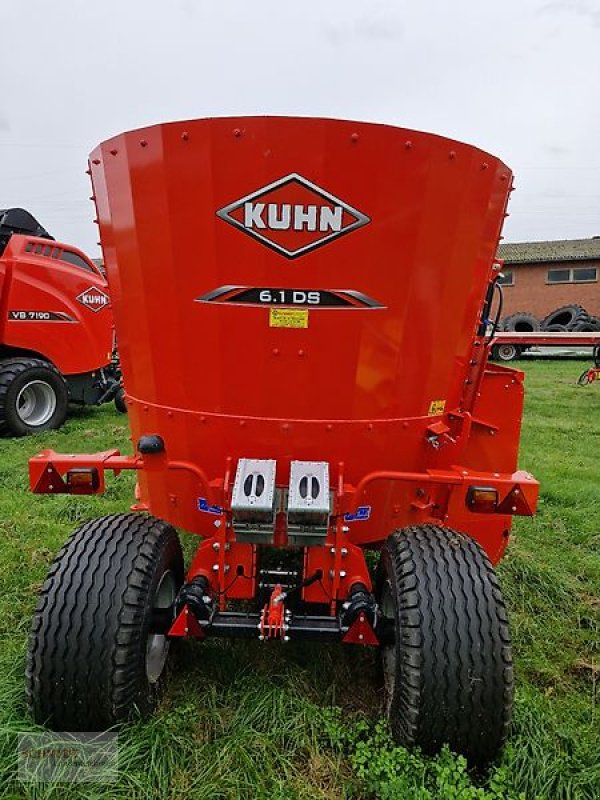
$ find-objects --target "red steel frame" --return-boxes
[29,117,539,642]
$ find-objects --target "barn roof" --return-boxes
[498,237,600,264]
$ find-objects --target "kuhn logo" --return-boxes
[76,286,110,313]
[216,173,370,258]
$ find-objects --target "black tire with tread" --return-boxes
[588,316,600,332]
[114,387,127,414]
[572,319,600,332]
[26,513,183,730]
[500,312,540,332]
[378,525,513,764]
[544,324,567,332]
[541,304,589,331]
[0,357,68,435]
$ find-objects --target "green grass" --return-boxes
[0,361,598,799]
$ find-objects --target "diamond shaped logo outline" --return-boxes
[76,286,111,313]
[216,173,370,259]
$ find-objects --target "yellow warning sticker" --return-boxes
[428,399,446,416]
[269,308,309,328]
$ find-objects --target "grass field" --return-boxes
[0,361,598,799]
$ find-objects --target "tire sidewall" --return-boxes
[133,530,184,712]
[114,388,127,414]
[3,364,68,435]
[377,545,406,737]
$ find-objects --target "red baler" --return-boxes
[0,208,119,434]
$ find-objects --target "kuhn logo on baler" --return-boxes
[76,286,110,313]
[216,173,370,258]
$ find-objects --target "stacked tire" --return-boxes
[492,305,600,361]
[499,312,540,333]
[540,304,599,332]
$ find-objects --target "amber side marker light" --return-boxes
[466,486,498,514]
[66,468,100,494]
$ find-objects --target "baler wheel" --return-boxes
[0,358,68,435]
[114,386,127,413]
[26,513,183,730]
[378,525,513,764]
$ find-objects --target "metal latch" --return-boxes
[425,421,456,450]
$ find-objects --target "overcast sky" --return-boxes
[1,0,599,257]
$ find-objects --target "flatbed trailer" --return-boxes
[490,331,600,361]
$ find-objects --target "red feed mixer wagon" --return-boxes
[26,117,539,764]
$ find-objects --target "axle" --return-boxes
[155,578,384,646]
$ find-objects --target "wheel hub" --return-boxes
[498,344,517,361]
[146,569,177,683]
[16,380,57,426]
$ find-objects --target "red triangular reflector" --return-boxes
[33,463,65,494]
[167,605,205,639]
[342,611,379,646]
[497,485,533,516]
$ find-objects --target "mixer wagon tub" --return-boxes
[25,117,539,764]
